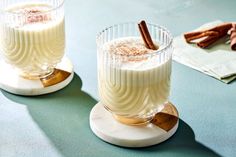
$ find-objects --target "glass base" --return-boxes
[113,114,154,126]
[107,102,167,126]
[0,56,74,95]
[20,68,54,80]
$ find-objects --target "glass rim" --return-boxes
[96,22,173,58]
[0,0,65,15]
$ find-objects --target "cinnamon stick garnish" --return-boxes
[184,23,232,48]
[230,23,236,51]
[138,23,149,49]
[138,20,158,50]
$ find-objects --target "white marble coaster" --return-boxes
[90,102,179,147]
[0,57,74,96]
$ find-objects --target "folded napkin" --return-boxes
[173,21,236,83]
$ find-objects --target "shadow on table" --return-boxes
[1,73,97,156]
[1,74,221,157]
[125,119,221,157]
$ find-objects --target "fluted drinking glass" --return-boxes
[0,0,65,79]
[97,22,173,125]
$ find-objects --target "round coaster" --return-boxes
[0,57,74,96]
[90,102,179,147]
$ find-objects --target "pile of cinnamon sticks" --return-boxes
[184,23,236,50]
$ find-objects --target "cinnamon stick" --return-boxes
[230,23,236,51]
[209,23,232,35]
[138,20,158,50]
[184,31,219,43]
[197,35,219,48]
[184,23,232,48]
[138,24,149,49]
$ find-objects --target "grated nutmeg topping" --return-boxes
[7,4,52,25]
[105,37,157,57]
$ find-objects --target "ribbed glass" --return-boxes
[97,22,173,125]
[0,0,65,79]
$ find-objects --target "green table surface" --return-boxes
[1,0,236,157]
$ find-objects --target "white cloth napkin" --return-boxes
[173,21,236,83]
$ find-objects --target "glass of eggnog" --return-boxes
[0,0,65,79]
[97,22,173,125]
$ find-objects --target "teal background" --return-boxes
[1,0,236,156]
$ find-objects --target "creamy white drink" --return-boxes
[98,37,171,120]
[0,3,65,78]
